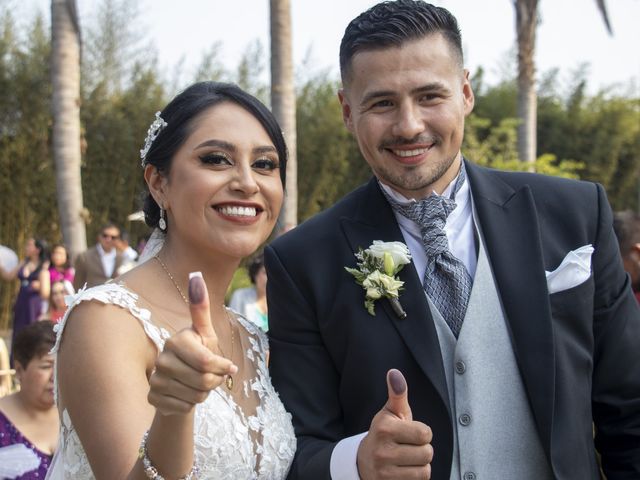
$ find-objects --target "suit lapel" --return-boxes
[340,178,450,412]
[89,247,104,276]
[466,161,555,458]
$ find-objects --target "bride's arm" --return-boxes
[56,302,196,479]
[57,276,237,480]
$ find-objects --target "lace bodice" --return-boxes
[46,283,295,479]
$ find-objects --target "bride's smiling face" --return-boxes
[160,102,284,259]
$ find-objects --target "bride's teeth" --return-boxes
[218,206,257,217]
[393,148,426,157]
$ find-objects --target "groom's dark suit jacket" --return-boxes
[266,160,640,479]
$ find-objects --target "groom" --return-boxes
[266,1,640,479]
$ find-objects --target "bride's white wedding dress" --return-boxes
[45,283,296,479]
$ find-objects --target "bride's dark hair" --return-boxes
[141,81,288,230]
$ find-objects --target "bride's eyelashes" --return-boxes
[199,152,232,166]
[252,157,279,172]
[198,152,279,172]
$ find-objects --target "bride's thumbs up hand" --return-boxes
[148,272,238,416]
[189,272,222,353]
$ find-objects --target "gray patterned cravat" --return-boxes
[382,165,472,337]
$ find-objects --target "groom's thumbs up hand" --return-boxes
[356,369,433,479]
[148,272,237,416]
[385,369,412,421]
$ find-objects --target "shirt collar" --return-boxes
[378,166,472,236]
[97,243,116,259]
[378,166,465,205]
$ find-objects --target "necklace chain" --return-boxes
[218,309,234,360]
[154,255,189,304]
[154,254,236,390]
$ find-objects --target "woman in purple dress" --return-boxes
[0,238,48,358]
[0,321,58,479]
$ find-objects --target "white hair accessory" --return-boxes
[140,111,168,166]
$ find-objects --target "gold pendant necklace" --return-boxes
[219,308,235,390]
[154,255,236,390]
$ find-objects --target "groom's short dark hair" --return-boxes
[339,0,463,85]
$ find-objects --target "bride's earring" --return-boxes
[158,207,167,232]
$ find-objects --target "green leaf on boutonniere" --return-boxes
[345,241,411,317]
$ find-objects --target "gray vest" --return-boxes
[428,232,554,480]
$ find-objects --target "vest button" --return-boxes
[463,472,476,480]
[455,361,466,374]
[459,413,471,426]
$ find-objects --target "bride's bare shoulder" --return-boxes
[56,278,157,365]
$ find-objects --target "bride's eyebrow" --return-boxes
[194,139,235,152]
[253,146,278,155]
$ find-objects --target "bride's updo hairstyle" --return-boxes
[141,81,288,231]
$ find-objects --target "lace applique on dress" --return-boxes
[46,283,295,480]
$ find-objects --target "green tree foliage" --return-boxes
[464,116,584,179]
[82,0,145,96]
[295,74,367,221]
[236,39,269,104]
[192,42,226,84]
[536,71,640,209]
[80,64,165,242]
[470,69,638,202]
[471,68,518,131]
[0,10,56,327]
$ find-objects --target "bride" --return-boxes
[46,82,295,479]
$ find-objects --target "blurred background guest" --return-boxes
[229,254,269,331]
[38,280,73,324]
[614,210,640,303]
[73,223,123,290]
[39,244,75,306]
[0,237,48,360]
[115,230,138,275]
[0,336,11,397]
[0,321,58,479]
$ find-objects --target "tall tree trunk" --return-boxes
[51,0,86,258]
[270,0,297,230]
[515,0,538,164]
[514,0,611,165]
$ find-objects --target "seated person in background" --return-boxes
[0,321,58,479]
[38,280,73,323]
[229,254,269,331]
[614,210,640,303]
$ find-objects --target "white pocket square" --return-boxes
[545,244,594,294]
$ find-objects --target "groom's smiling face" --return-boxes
[338,33,474,199]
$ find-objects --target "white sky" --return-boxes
[19,0,640,93]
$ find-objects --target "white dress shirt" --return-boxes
[330,170,477,479]
[97,244,117,278]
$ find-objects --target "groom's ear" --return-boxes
[338,89,354,133]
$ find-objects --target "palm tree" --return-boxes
[514,0,612,164]
[270,0,298,230]
[51,0,87,258]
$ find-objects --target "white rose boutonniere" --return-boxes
[345,241,411,318]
